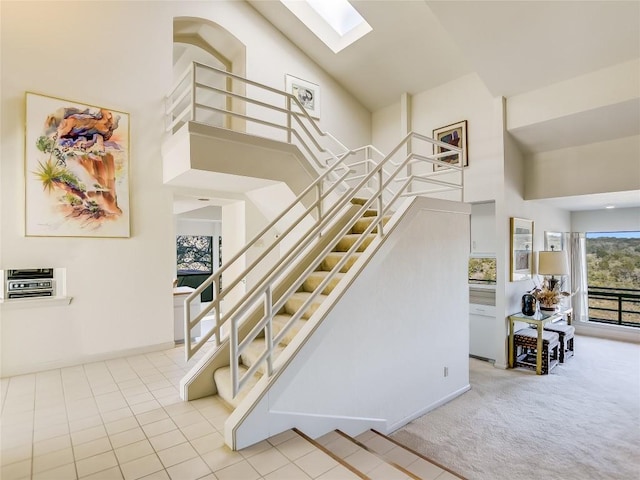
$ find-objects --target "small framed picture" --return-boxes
[433,120,468,170]
[544,231,564,251]
[285,74,320,119]
[510,217,534,281]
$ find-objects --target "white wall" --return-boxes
[0,0,372,376]
[525,135,640,200]
[500,131,571,367]
[471,202,496,254]
[220,201,246,311]
[243,197,282,292]
[507,59,640,131]
[372,102,402,155]
[372,74,503,204]
[571,207,640,233]
[0,1,176,376]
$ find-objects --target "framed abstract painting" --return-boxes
[25,92,130,237]
[433,120,468,170]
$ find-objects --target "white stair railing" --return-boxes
[164,63,464,398]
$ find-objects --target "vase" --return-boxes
[540,304,557,312]
[521,294,537,316]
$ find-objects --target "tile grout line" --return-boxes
[5,345,281,480]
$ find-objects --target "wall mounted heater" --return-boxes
[5,269,55,299]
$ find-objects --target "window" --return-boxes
[586,231,640,327]
[281,0,372,53]
[468,256,496,285]
[176,235,213,275]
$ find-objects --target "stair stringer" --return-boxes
[179,203,364,401]
[226,196,472,450]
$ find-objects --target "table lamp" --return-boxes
[537,250,569,291]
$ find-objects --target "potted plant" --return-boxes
[530,278,570,311]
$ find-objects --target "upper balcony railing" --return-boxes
[166,61,351,175]
[587,286,640,328]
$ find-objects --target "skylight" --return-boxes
[281,0,372,53]
[306,0,364,36]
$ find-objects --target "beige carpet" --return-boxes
[391,335,640,480]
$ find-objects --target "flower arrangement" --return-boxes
[530,278,570,311]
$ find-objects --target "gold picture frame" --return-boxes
[510,217,533,281]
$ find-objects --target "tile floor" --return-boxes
[0,344,454,479]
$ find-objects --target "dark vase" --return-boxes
[521,293,537,316]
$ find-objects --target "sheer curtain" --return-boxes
[569,232,589,322]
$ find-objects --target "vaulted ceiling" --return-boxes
[248,1,639,112]
[247,1,640,211]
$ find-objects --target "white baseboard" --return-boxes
[574,322,640,343]
[386,384,471,434]
[1,342,176,378]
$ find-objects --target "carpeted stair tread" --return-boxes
[214,365,260,409]
[284,292,327,319]
[303,271,345,295]
[272,315,307,345]
[351,215,391,234]
[361,209,379,217]
[320,252,361,272]
[334,233,375,252]
[240,340,286,374]
[351,197,379,216]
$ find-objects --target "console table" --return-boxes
[508,311,563,374]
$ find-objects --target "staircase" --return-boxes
[165,62,468,451]
[246,428,466,479]
[213,199,389,409]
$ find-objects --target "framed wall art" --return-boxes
[285,74,320,119]
[510,217,534,281]
[433,120,468,170]
[25,92,130,237]
[544,231,564,251]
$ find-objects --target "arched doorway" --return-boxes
[173,17,246,132]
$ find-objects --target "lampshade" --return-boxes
[537,251,569,276]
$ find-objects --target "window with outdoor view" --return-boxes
[586,231,640,327]
[176,235,213,274]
